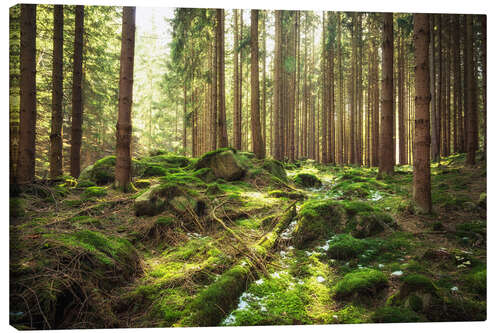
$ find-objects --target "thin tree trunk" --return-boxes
[115,6,136,191]
[273,10,282,160]
[337,13,344,166]
[465,15,476,166]
[70,5,84,178]
[261,11,267,155]
[49,5,63,179]
[481,15,486,155]
[378,13,394,177]
[17,4,37,184]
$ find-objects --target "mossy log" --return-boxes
[177,204,296,327]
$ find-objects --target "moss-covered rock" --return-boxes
[78,156,117,185]
[293,173,322,188]
[134,184,183,216]
[341,200,376,218]
[421,248,453,262]
[262,159,287,182]
[76,179,97,188]
[194,149,246,181]
[206,183,223,196]
[334,269,388,298]
[387,274,442,316]
[371,306,422,323]
[350,211,397,238]
[293,199,345,248]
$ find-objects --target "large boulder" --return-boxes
[262,159,287,182]
[194,149,246,181]
[293,199,345,248]
[79,156,117,185]
[134,184,183,216]
[134,183,206,217]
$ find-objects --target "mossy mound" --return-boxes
[293,173,322,188]
[292,199,345,248]
[268,190,305,200]
[387,274,442,316]
[371,306,422,323]
[76,179,97,188]
[11,230,140,329]
[350,211,397,238]
[262,159,288,182]
[334,269,388,298]
[341,200,376,218]
[326,234,366,260]
[194,148,247,181]
[134,179,152,189]
[81,186,107,199]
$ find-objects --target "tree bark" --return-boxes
[70,5,84,178]
[250,10,265,159]
[216,9,228,148]
[273,10,283,160]
[115,6,136,192]
[413,13,431,213]
[49,5,63,179]
[17,4,37,184]
[378,13,394,177]
[465,15,476,166]
[233,9,241,150]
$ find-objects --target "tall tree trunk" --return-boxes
[378,13,394,177]
[250,10,265,159]
[233,9,241,150]
[349,14,356,165]
[211,35,217,150]
[465,15,476,166]
[273,10,283,160]
[17,4,37,184]
[49,5,63,179]
[216,9,228,148]
[115,6,135,191]
[337,13,344,165]
[261,11,267,155]
[70,5,84,178]
[430,15,439,161]
[398,28,406,165]
[413,13,432,213]
[481,15,486,155]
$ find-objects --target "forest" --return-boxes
[9,3,486,329]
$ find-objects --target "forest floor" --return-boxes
[9,150,486,329]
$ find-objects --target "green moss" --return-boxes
[333,305,369,324]
[223,271,311,326]
[478,192,486,209]
[206,183,223,196]
[327,234,366,260]
[341,200,376,217]
[193,168,216,183]
[293,173,322,188]
[76,179,97,188]
[262,159,288,181]
[134,179,152,189]
[78,155,116,185]
[268,190,305,200]
[179,264,251,326]
[371,306,422,323]
[10,197,25,218]
[400,274,438,295]
[142,165,167,177]
[63,199,84,208]
[334,269,388,298]
[156,216,174,226]
[81,186,107,199]
[293,199,344,248]
[467,269,486,295]
[350,211,397,238]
